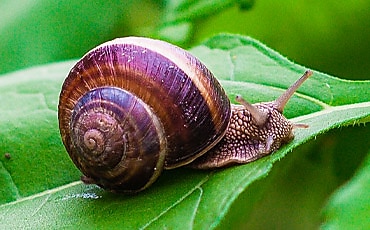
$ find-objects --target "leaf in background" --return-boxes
[162,0,254,23]
[157,0,255,45]
[0,0,161,74]
[321,152,370,230]
[0,34,369,229]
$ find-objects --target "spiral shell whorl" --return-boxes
[71,89,126,169]
[68,87,167,192]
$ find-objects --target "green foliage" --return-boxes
[1,0,369,79]
[193,0,370,80]
[322,152,370,230]
[0,0,156,74]
[0,34,369,229]
[0,0,369,229]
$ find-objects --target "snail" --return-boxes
[58,37,312,193]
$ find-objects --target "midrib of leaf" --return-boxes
[292,101,370,124]
[0,181,81,208]
[223,80,332,109]
[293,91,331,109]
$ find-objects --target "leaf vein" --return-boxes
[30,193,51,217]
[292,101,370,123]
[190,187,203,228]
[139,174,211,229]
[0,162,21,201]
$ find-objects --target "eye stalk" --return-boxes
[274,70,313,112]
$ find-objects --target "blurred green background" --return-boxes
[1,0,369,80]
[1,0,369,229]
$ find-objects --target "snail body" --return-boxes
[58,37,311,193]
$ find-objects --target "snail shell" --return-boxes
[58,37,231,192]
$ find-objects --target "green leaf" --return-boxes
[0,0,160,74]
[162,0,253,24]
[0,63,80,202]
[157,0,255,45]
[321,152,370,230]
[0,34,369,229]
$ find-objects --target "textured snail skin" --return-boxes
[58,37,231,192]
[189,70,313,169]
[188,103,294,169]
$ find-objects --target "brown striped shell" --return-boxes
[58,37,231,193]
